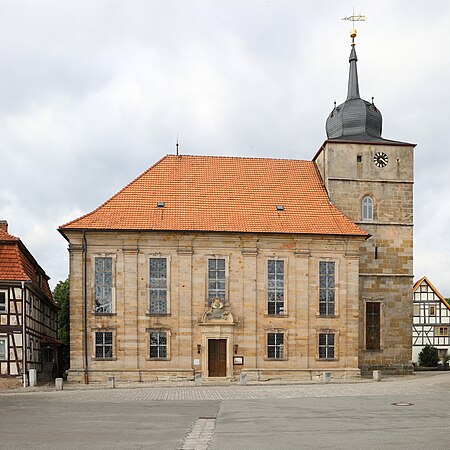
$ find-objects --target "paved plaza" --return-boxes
[0,372,450,449]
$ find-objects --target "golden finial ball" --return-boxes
[350,28,357,39]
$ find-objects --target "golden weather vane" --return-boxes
[342,9,367,45]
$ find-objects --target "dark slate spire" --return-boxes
[326,38,383,141]
[347,46,360,100]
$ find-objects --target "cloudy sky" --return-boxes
[1,0,449,294]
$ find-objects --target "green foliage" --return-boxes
[53,278,70,371]
[418,344,439,367]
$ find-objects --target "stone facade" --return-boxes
[65,230,364,382]
[314,141,414,374]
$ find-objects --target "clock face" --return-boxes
[373,152,388,167]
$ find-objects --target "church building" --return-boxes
[60,31,415,383]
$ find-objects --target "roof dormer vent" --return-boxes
[276,205,284,211]
[156,202,165,208]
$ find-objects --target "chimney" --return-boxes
[0,220,8,233]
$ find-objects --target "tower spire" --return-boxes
[326,13,383,141]
[347,45,360,100]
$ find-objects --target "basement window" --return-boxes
[156,202,165,208]
[276,205,284,211]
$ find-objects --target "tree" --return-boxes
[418,344,439,367]
[53,278,70,372]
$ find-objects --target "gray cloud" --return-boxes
[1,0,449,295]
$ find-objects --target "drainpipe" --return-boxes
[21,281,27,387]
[82,232,89,384]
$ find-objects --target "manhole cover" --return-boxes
[391,402,414,407]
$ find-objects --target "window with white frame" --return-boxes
[318,333,335,359]
[94,257,113,313]
[0,337,6,360]
[149,258,167,314]
[0,291,7,313]
[149,330,167,359]
[267,332,284,359]
[362,196,374,221]
[267,260,285,315]
[208,258,226,304]
[95,331,113,359]
[319,261,335,316]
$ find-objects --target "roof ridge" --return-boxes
[165,154,312,163]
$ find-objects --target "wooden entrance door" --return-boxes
[208,339,227,377]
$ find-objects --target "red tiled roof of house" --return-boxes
[0,228,55,305]
[60,155,368,237]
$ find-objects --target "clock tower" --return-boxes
[313,31,415,374]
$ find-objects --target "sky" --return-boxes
[0,0,449,295]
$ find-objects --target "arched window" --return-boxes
[362,196,374,221]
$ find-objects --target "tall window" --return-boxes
[0,338,6,360]
[149,258,167,314]
[318,333,335,359]
[95,257,113,313]
[362,196,374,221]
[95,331,113,359]
[0,291,7,313]
[366,302,381,350]
[149,331,167,359]
[267,332,284,359]
[319,261,335,316]
[208,258,226,304]
[268,260,284,315]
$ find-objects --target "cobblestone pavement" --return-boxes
[1,371,450,402]
[1,372,450,449]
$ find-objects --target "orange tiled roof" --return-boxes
[0,228,55,304]
[60,155,368,237]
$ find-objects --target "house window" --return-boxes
[366,302,381,350]
[29,340,33,361]
[208,258,226,304]
[149,258,167,314]
[0,291,7,313]
[413,304,420,316]
[267,332,284,359]
[95,331,113,359]
[435,326,449,337]
[429,305,436,316]
[149,331,167,359]
[0,338,6,360]
[95,257,113,313]
[319,261,335,316]
[318,333,335,359]
[362,196,374,221]
[267,260,285,315]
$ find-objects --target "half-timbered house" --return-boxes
[0,220,61,386]
[412,276,450,363]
